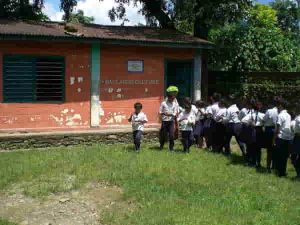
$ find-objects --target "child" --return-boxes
[178,103,196,153]
[213,98,228,154]
[194,100,206,148]
[204,99,213,150]
[263,97,279,173]
[291,107,300,179]
[242,99,265,167]
[224,96,246,156]
[211,93,221,151]
[273,98,293,177]
[180,97,198,117]
[159,86,180,151]
[128,102,148,152]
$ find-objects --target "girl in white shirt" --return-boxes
[177,103,196,153]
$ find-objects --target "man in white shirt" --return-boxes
[128,102,148,152]
[178,103,196,153]
[159,86,179,151]
[263,97,279,172]
[273,98,293,177]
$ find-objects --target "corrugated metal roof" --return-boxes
[0,20,212,47]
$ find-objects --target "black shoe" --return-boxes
[267,168,272,173]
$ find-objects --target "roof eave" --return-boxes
[0,34,214,49]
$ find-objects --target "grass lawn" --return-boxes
[0,143,299,225]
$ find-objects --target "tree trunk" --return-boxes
[193,19,209,39]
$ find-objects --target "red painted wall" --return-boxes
[100,45,194,126]
[0,41,91,130]
[0,41,194,130]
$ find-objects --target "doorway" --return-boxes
[165,60,193,104]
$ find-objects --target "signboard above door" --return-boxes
[128,60,144,73]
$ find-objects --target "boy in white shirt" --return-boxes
[159,86,180,151]
[178,103,196,153]
[203,100,213,150]
[263,97,279,173]
[291,108,300,179]
[273,98,293,177]
[128,102,148,152]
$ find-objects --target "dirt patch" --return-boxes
[0,182,131,225]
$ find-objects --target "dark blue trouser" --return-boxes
[225,123,246,156]
[275,138,291,177]
[181,131,193,153]
[133,130,143,151]
[291,136,300,176]
[265,126,275,169]
[160,120,175,150]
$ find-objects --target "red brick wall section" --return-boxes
[100,45,194,126]
[0,41,91,130]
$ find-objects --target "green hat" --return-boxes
[166,86,179,93]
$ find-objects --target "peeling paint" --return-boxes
[30,115,41,122]
[116,94,122,99]
[70,77,75,85]
[145,88,148,93]
[49,109,83,127]
[99,101,105,117]
[108,88,113,93]
[50,115,64,126]
[78,77,83,83]
[77,88,82,93]
[62,109,69,114]
[106,112,126,124]
[66,114,82,126]
[2,117,18,125]
[116,88,122,93]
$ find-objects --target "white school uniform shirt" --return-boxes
[238,108,249,121]
[179,104,198,116]
[276,110,293,140]
[227,104,240,123]
[263,107,278,127]
[291,115,300,135]
[196,108,206,121]
[177,111,196,131]
[159,99,179,121]
[131,112,148,131]
[215,107,228,123]
[211,102,220,120]
[242,110,265,127]
[206,105,213,119]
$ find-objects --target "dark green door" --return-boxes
[165,61,193,104]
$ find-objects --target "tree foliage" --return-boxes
[209,4,300,72]
[270,0,300,33]
[0,0,49,21]
[103,0,252,38]
[62,9,94,24]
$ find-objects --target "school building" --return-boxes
[0,20,212,131]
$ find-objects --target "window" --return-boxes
[3,55,65,103]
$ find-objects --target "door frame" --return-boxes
[164,59,194,99]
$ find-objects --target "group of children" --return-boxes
[128,86,300,179]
